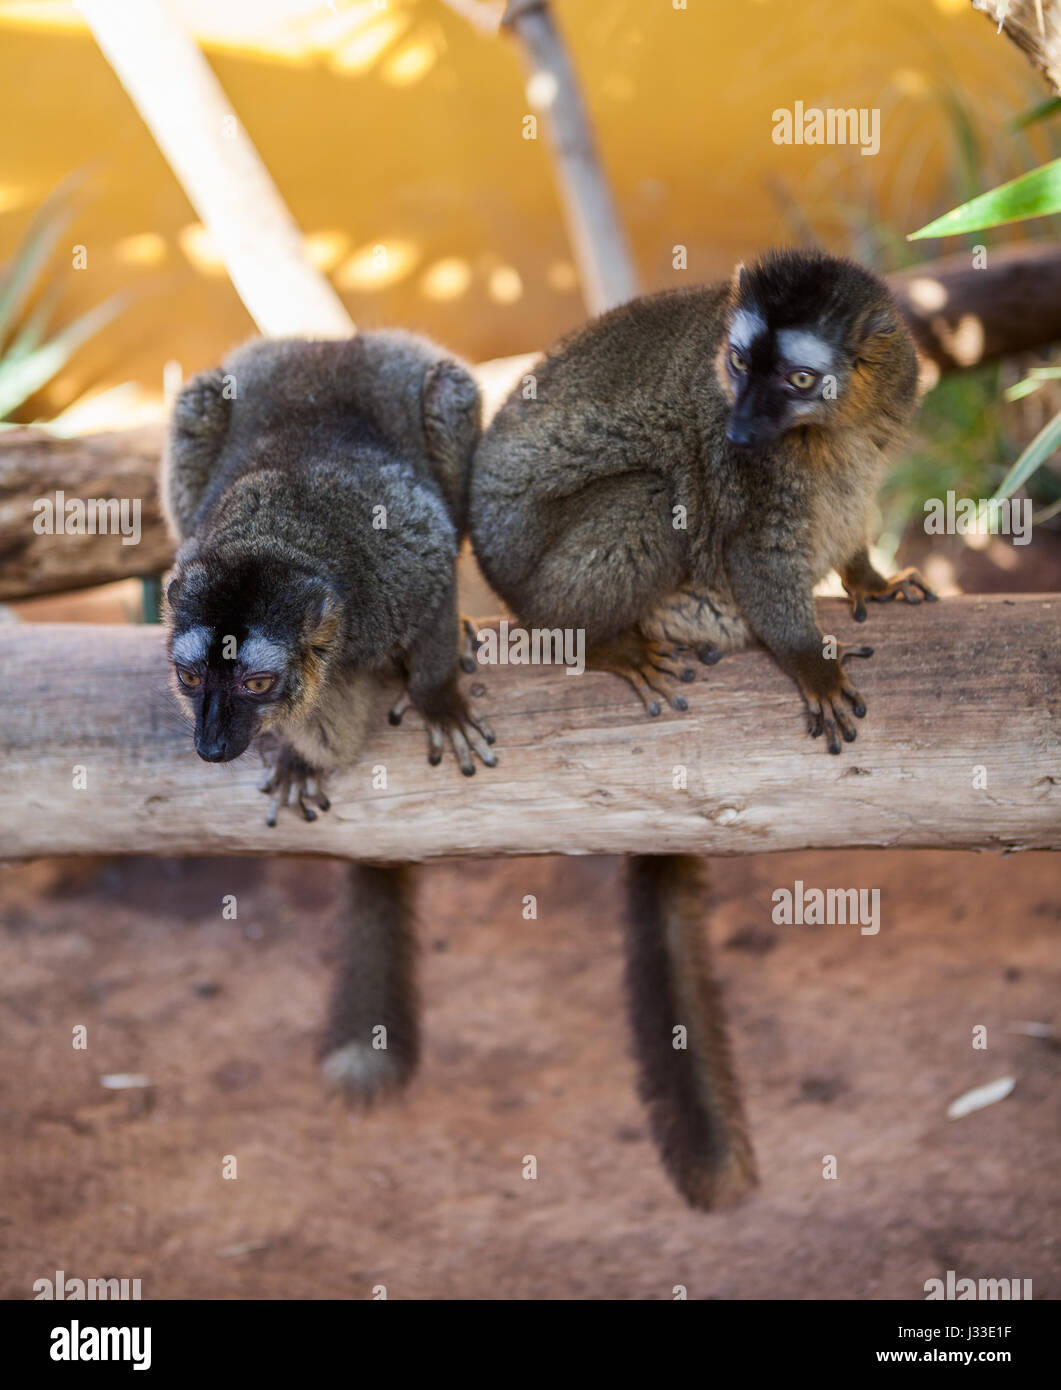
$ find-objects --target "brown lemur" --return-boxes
[162,330,494,1102]
[469,248,936,1208]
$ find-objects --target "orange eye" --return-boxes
[243,675,276,695]
[176,668,201,689]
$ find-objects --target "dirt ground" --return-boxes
[0,844,1057,1301]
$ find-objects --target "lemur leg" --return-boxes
[596,583,752,716]
[258,742,330,826]
[390,579,496,775]
[728,538,873,754]
[841,546,938,623]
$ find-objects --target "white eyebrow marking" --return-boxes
[172,626,211,664]
[778,328,834,373]
[237,632,288,671]
[730,307,766,349]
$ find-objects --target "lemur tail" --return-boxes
[318,864,420,1104]
[624,854,758,1209]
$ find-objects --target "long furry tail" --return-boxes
[318,864,420,1104]
[624,854,758,1209]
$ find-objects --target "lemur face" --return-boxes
[722,305,842,450]
[165,556,340,763]
[716,249,896,452]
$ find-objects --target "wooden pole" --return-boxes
[499,0,639,314]
[78,0,353,338]
[1,597,1057,861]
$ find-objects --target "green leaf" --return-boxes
[0,291,129,420]
[1011,96,1061,131]
[0,171,84,345]
[992,407,1061,501]
[908,158,1061,239]
[1003,366,1061,402]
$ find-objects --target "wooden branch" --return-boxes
[500,0,639,314]
[79,0,353,338]
[891,243,1061,373]
[0,426,168,599]
[1,598,1057,862]
[972,0,1061,96]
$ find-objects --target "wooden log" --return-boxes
[1,597,1057,862]
[0,426,169,600]
[891,244,1061,374]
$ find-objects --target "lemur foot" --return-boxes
[845,567,938,623]
[589,630,699,716]
[389,681,496,776]
[793,643,873,754]
[259,744,330,826]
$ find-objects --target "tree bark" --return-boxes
[972,0,1061,96]
[1,597,1057,861]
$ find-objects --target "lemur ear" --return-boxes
[730,262,747,296]
[857,305,898,344]
[302,582,342,651]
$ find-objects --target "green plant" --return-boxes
[0,175,128,423]
[909,105,1061,504]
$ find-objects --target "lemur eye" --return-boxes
[176,667,201,689]
[729,349,748,373]
[788,369,818,390]
[243,675,277,695]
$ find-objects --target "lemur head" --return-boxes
[717,248,915,451]
[164,551,343,763]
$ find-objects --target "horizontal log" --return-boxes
[891,243,1061,374]
[1,596,1058,861]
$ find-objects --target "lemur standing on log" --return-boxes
[162,332,494,1100]
[470,249,936,1207]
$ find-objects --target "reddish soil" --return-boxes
[0,846,1057,1300]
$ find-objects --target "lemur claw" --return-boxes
[259,745,330,826]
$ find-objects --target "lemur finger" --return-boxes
[648,657,697,684]
[822,717,842,754]
[426,723,444,766]
[806,699,825,739]
[459,617,481,674]
[840,681,867,718]
[297,794,318,822]
[265,797,281,828]
[461,721,497,768]
[467,710,495,745]
[849,594,869,623]
[389,693,412,726]
[839,643,873,664]
[697,643,723,666]
[612,667,663,717]
[447,725,476,777]
[830,701,858,743]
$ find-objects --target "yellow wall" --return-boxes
[0,0,1052,416]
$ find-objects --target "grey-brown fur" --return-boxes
[468,249,935,1207]
[162,330,493,1101]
